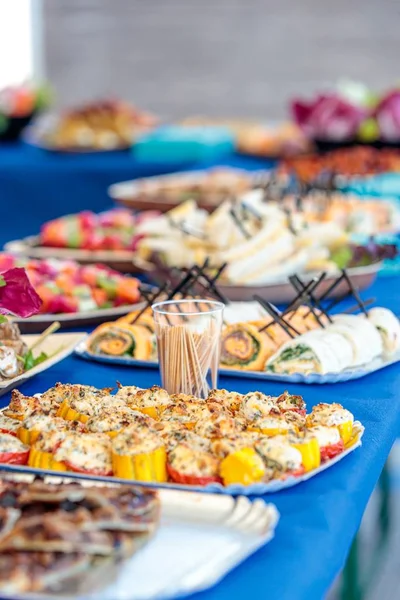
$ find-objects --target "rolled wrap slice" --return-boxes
[87,322,152,360]
[220,323,277,371]
[368,307,400,354]
[265,330,346,375]
[330,313,383,366]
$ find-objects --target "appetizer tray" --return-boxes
[5,236,142,274]
[0,333,85,396]
[137,258,381,304]
[0,474,279,600]
[0,381,364,495]
[74,340,400,385]
[0,422,363,495]
[108,168,263,212]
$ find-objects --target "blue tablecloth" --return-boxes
[0,141,272,247]
[0,274,398,600]
[1,142,399,599]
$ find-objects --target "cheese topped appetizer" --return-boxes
[167,443,221,486]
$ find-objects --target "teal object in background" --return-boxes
[132,125,236,163]
[351,232,400,275]
[340,172,400,198]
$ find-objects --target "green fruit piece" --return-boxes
[97,277,118,299]
[330,246,353,269]
[358,118,380,142]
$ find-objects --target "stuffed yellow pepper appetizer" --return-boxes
[111,426,167,482]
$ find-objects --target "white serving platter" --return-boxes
[74,337,400,384]
[0,423,364,496]
[0,475,279,600]
[0,333,86,396]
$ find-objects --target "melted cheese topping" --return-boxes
[168,444,219,477]
[309,403,354,426]
[55,433,112,472]
[0,433,28,453]
[128,385,171,409]
[112,428,163,455]
[207,389,243,411]
[86,407,146,433]
[165,430,211,453]
[0,415,20,433]
[276,391,306,412]
[162,402,210,424]
[211,432,260,458]
[256,436,302,471]
[21,414,66,433]
[255,416,292,432]
[115,385,141,401]
[194,414,242,438]
[240,392,277,423]
[307,425,341,447]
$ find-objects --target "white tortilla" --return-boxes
[266,330,344,374]
[331,314,383,366]
[368,307,400,354]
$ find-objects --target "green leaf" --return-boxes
[23,350,48,371]
[330,246,353,269]
[0,315,7,324]
[0,275,6,287]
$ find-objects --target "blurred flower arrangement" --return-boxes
[291,81,400,144]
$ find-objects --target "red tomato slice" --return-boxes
[320,440,345,462]
[0,449,29,465]
[0,428,17,437]
[167,464,222,486]
[63,460,112,477]
[280,466,305,480]
[280,407,307,417]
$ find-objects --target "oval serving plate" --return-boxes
[134,256,382,304]
[5,236,143,274]
[0,422,364,495]
[74,339,400,384]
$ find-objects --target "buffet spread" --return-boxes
[3,83,400,599]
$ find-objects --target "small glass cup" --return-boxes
[152,299,224,398]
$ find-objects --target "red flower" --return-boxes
[291,94,367,141]
[0,267,42,317]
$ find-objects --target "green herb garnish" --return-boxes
[23,350,48,371]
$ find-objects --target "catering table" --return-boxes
[1,140,399,599]
[1,273,399,600]
[0,141,273,247]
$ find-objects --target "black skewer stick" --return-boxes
[289,275,329,328]
[229,206,251,239]
[341,269,368,316]
[289,273,333,323]
[194,263,230,305]
[240,201,264,224]
[343,297,376,314]
[132,283,169,325]
[302,271,346,320]
[254,295,300,338]
[284,274,326,316]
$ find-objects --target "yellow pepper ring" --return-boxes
[112,446,167,482]
[291,437,320,472]
[248,425,292,437]
[56,400,89,424]
[3,411,25,421]
[28,447,67,472]
[337,421,353,445]
[220,448,266,486]
[17,427,41,445]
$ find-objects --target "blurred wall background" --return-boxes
[43,0,400,119]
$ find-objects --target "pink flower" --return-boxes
[0,267,42,317]
[291,94,367,141]
[374,90,400,141]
